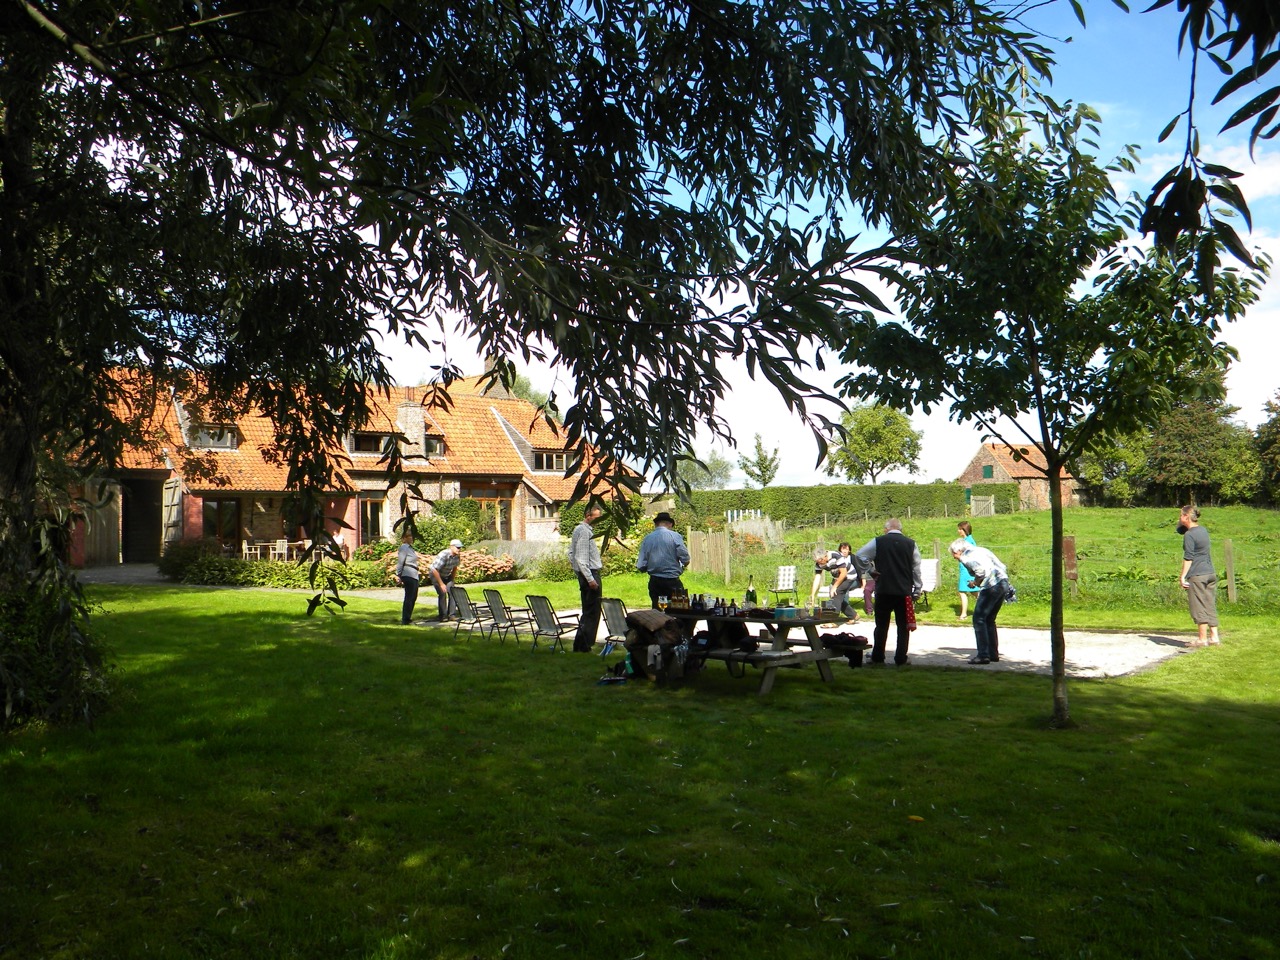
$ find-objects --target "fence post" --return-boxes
[1224,539,1236,603]
[933,538,941,560]
[724,529,731,587]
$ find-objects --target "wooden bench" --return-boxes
[702,646,837,695]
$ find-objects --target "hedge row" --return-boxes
[685,482,1020,526]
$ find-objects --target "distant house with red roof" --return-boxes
[71,373,609,566]
[956,442,1077,511]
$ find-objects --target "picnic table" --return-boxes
[665,608,859,694]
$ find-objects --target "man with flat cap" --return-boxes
[637,511,691,608]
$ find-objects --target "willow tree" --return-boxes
[839,105,1268,725]
[0,1,1060,724]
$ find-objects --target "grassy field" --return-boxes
[710,506,1280,628]
[2,546,1278,958]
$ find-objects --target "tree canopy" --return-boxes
[1,0,1059,724]
[671,449,735,491]
[823,404,923,484]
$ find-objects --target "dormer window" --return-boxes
[191,425,239,450]
[424,437,444,456]
[352,433,394,454]
[533,451,568,471]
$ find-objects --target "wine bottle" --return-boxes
[744,575,757,605]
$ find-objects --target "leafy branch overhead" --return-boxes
[1103,0,1279,286]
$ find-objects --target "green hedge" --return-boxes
[181,557,392,589]
[686,482,1020,526]
[434,498,482,526]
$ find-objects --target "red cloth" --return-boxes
[905,595,917,632]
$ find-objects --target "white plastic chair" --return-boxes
[769,565,798,605]
[918,558,940,610]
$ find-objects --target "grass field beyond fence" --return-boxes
[699,506,1280,624]
[2,545,1279,959]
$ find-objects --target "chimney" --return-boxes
[397,401,425,458]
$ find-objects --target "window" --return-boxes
[352,433,393,454]
[981,465,994,479]
[533,451,567,471]
[202,498,240,541]
[191,426,238,450]
[424,437,443,455]
[529,502,559,520]
[360,496,384,545]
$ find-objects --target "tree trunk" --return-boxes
[1048,463,1071,726]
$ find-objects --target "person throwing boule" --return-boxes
[429,538,464,621]
[950,537,1010,665]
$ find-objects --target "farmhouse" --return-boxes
[956,442,1078,511]
[71,373,602,567]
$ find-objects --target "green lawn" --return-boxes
[2,575,1278,959]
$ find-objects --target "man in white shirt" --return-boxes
[568,505,605,652]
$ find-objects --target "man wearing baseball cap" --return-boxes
[429,538,464,621]
[636,511,690,608]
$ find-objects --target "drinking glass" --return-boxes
[657,595,669,611]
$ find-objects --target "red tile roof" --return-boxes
[108,372,616,501]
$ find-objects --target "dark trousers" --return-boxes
[435,578,455,620]
[871,592,911,664]
[833,577,860,618]
[401,577,419,624]
[972,582,1006,660]
[574,571,602,652]
[647,575,685,608]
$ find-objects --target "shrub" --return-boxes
[353,538,394,561]
[601,544,638,577]
[411,514,475,555]
[455,550,517,584]
[181,556,393,590]
[535,552,576,581]
[0,588,111,731]
[434,498,482,526]
[157,538,223,581]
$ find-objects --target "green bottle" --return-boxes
[744,575,757,605]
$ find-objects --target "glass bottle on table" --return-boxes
[744,575,757,607]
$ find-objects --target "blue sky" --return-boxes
[381,1,1279,488]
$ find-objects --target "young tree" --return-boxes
[839,105,1268,726]
[738,435,781,488]
[823,404,923,484]
[0,1,1058,724]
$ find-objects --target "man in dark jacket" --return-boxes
[855,518,923,665]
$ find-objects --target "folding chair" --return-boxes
[524,594,579,653]
[769,565,798,605]
[449,586,495,641]
[483,588,533,645]
[600,597,629,657]
[917,558,939,611]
